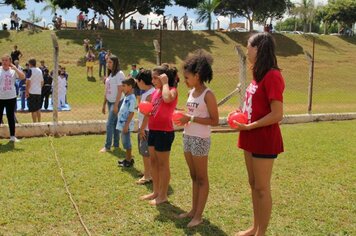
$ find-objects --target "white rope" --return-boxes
[49,137,92,236]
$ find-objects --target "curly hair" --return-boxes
[183,49,213,83]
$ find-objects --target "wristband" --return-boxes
[190,115,194,123]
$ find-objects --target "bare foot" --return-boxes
[149,197,168,206]
[176,211,195,219]
[235,227,257,236]
[187,218,203,228]
[99,147,108,153]
[139,193,157,200]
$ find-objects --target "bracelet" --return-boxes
[190,115,194,123]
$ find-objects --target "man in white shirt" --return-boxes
[26,58,44,122]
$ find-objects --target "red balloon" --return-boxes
[172,111,185,126]
[227,112,248,128]
[138,101,153,115]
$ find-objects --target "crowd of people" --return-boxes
[1,32,285,235]
[0,45,69,133]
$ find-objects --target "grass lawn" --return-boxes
[1,31,356,124]
[0,120,355,235]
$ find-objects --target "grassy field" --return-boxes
[0,30,356,123]
[0,120,355,235]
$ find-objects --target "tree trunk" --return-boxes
[249,18,254,31]
[208,13,211,31]
[113,20,121,30]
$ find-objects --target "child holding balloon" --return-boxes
[232,33,285,236]
[174,49,219,228]
[136,70,155,184]
[140,66,178,205]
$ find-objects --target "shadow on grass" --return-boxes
[155,202,228,236]
[335,35,356,45]
[87,76,97,82]
[301,34,338,52]
[0,30,11,42]
[56,30,215,68]
[224,32,305,57]
[0,141,23,154]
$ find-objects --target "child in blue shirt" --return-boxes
[117,78,136,167]
[98,48,107,78]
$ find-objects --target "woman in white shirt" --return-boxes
[0,54,25,142]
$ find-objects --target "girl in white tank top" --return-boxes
[176,49,219,228]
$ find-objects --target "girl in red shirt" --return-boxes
[140,66,178,206]
[233,33,285,236]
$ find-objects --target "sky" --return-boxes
[0,0,328,31]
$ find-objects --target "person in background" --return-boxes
[26,58,44,123]
[85,49,95,78]
[41,68,53,110]
[11,45,22,64]
[98,48,107,78]
[0,54,25,142]
[10,11,16,30]
[39,60,47,72]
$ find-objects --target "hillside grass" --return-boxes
[0,120,355,235]
[0,30,355,123]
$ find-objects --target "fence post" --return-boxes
[304,38,315,114]
[51,33,59,134]
[153,40,160,65]
[235,45,247,108]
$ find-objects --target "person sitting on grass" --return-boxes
[117,78,136,168]
[135,70,155,184]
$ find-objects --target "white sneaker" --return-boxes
[10,136,20,142]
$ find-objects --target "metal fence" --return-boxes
[1,29,355,125]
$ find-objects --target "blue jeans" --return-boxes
[104,101,121,149]
[118,130,132,150]
[99,62,106,77]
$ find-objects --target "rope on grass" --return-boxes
[49,136,92,236]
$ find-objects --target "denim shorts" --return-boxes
[118,130,131,150]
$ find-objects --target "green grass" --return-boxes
[0,120,355,235]
[0,30,355,123]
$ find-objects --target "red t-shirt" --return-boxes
[148,88,178,132]
[238,69,285,155]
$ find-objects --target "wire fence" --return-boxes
[1,29,355,125]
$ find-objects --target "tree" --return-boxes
[0,0,42,10]
[324,0,356,29]
[195,0,221,30]
[26,9,42,32]
[51,0,204,30]
[291,0,316,32]
[215,0,292,31]
[41,0,67,15]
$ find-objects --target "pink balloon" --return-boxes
[227,112,248,128]
[138,101,153,115]
[172,111,185,126]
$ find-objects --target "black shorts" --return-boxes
[252,153,278,159]
[148,130,175,152]
[27,94,42,112]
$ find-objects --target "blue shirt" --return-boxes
[116,93,136,131]
[98,51,107,64]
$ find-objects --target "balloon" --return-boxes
[138,101,153,115]
[227,112,248,128]
[172,111,185,126]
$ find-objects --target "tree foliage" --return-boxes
[215,0,292,31]
[323,0,356,27]
[195,0,221,31]
[50,0,204,29]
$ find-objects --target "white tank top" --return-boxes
[138,87,155,131]
[184,88,211,138]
